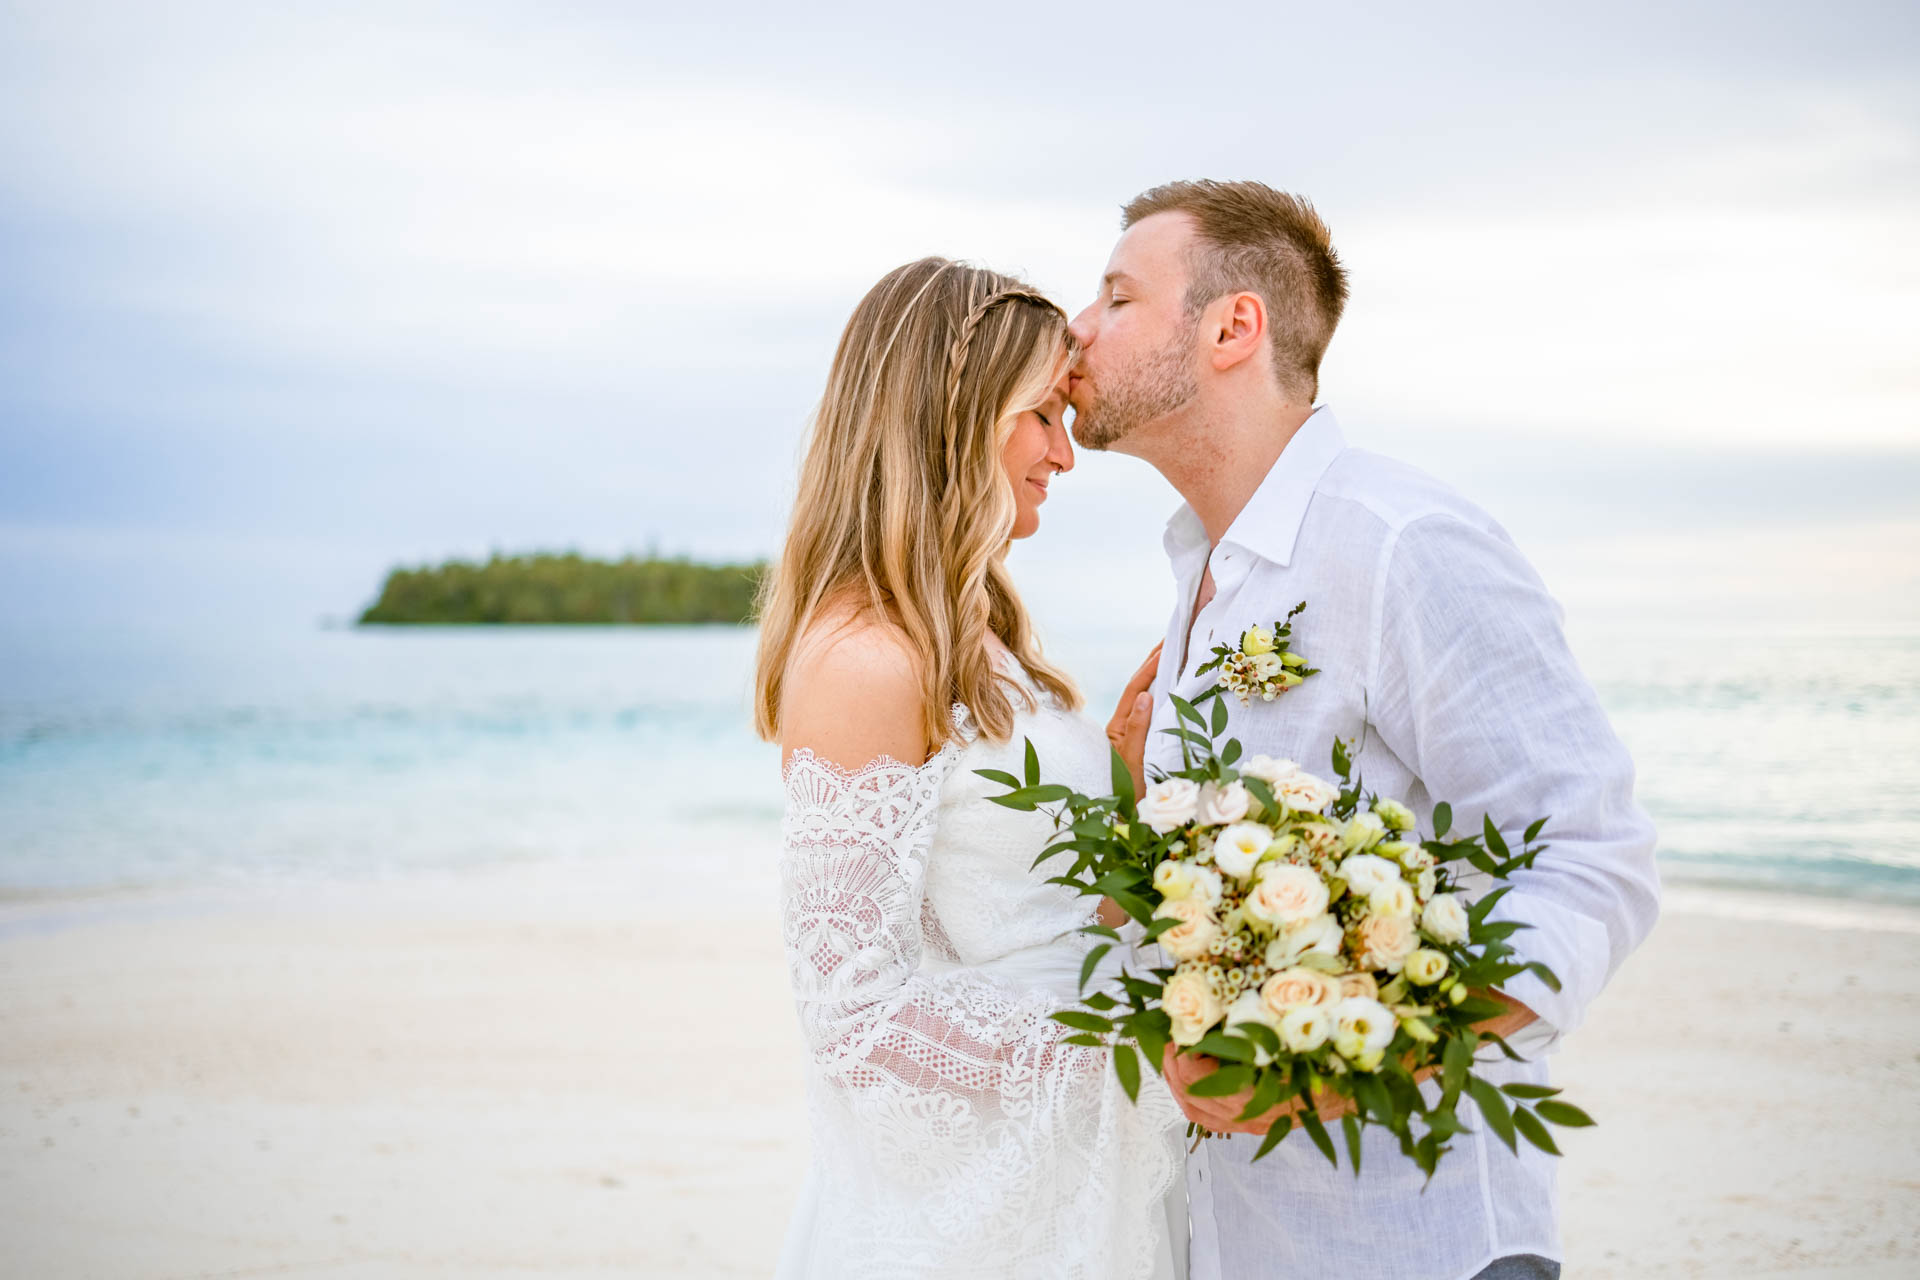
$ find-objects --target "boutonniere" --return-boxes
[1193,601,1320,705]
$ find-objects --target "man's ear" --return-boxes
[1208,291,1267,373]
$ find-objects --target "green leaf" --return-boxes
[1298,1103,1338,1167]
[1499,1083,1562,1099]
[1078,943,1114,994]
[1534,1100,1596,1128]
[1251,1111,1293,1162]
[1432,802,1452,839]
[974,768,1020,789]
[1220,738,1242,768]
[1235,1021,1282,1060]
[1209,695,1228,737]
[1106,888,1153,923]
[1024,737,1039,787]
[1170,694,1207,729]
[1330,737,1351,778]
[1442,1034,1473,1095]
[1341,1114,1364,1175]
[1524,816,1549,844]
[1512,1105,1561,1155]
[1187,1064,1255,1097]
[1525,961,1564,994]
[1191,1032,1257,1063]
[1109,747,1135,811]
[1052,1011,1114,1033]
[1083,992,1119,1011]
[1237,1068,1286,1123]
[1113,1043,1141,1103]
[1467,1075,1518,1153]
[1482,814,1510,859]
[1135,1023,1170,1076]
[985,794,1038,812]
[1060,1032,1108,1047]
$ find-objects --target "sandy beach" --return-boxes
[2,863,1916,1279]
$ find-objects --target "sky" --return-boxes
[1,0,1916,636]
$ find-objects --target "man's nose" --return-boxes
[1067,305,1095,348]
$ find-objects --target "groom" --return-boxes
[1067,180,1659,1280]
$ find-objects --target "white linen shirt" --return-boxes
[1146,406,1660,1280]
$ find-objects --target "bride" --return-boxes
[752,257,1189,1278]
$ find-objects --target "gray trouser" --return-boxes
[1469,1256,1559,1280]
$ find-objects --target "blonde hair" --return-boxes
[752,256,1082,751]
[1123,179,1348,404]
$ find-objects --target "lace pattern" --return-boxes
[776,697,1184,1279]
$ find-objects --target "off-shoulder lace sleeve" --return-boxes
[779,735,1096,1093]
[775,708,1185,1280]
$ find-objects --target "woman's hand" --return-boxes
[1105,640,1162,798]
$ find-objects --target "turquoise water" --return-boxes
[1,620,1916,904]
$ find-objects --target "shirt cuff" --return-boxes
[1481,888,1611,1056]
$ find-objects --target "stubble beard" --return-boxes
[1072,315,1200,452]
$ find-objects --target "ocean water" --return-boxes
[0,619,1916,906]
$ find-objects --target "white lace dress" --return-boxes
[774,655,1189,1279]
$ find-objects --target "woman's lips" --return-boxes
[1027,478,1048,501]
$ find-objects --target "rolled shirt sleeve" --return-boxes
[1366,512,1660,1051]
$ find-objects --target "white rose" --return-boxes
[1354,912,1419,973]
[1260,966,1343,1015]
[1405,949,1449,985]
[1244,862,1330,927]
[1340,811,1388,852]
[1276,772,1340,813]
[1266,912,1342,966]
[1421,893,1470,945]
[1368,880,1416,919]
[1334,996,1398,1055]
[1338,853,1398,896]
[1152,859,1196,900]
[1210,820,1273,879]
[1240,624,1275,656]
[1139,777,1200,833]
[1279,1004,1333,1053]
[1416,867,1438,901]
[1196,780,1253,827]
[1153,896,1223,961]
[1164,967,1226,1047]
[1239,754,1301,785]
[1249,651,1285,680]
[1374,799,1416,831]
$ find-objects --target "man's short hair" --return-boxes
[1123,180,1348,404]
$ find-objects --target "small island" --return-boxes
[357,551,768,625]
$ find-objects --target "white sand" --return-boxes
[2,863,1917,1278]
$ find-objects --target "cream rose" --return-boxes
[1405,949,1449,985]
[1279,1004,1333,1053]
[1153,896,1223,961]
[1338,971,1380,1001]
[1187,862,1225,906]
[1239,754,1300,785]
[1196,780,1253,827]
[1276,772,1340,813]
[1260,966,1343,1016]
[1338,853,1398,896]
[1240,624,1275,656]
[1139,777,1200,833]
[1210,820,1273,879]
[1164,967,1226,1047]
[1354,911,1419,973]
[1421,893,1470,945]
[1244,862,1330,927]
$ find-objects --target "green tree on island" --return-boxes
[357,551,767,625]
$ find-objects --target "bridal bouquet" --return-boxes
[979,695,1593,1177]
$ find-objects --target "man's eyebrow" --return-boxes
[1102,270,1139,288]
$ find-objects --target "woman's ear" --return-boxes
[1209,291,1268,373]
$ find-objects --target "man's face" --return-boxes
[1066,211,1202,452]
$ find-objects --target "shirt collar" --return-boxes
[1161,405,1347,569]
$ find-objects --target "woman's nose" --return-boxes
[1049,421,1075,473]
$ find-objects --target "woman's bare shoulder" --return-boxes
[780,607,928,771]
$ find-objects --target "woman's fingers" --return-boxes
[1106,640,1163,741]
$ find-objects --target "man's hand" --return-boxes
[1105,640,1162,797]
[1158,989,1541,1135]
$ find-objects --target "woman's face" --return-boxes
[1001,372,1075,540]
